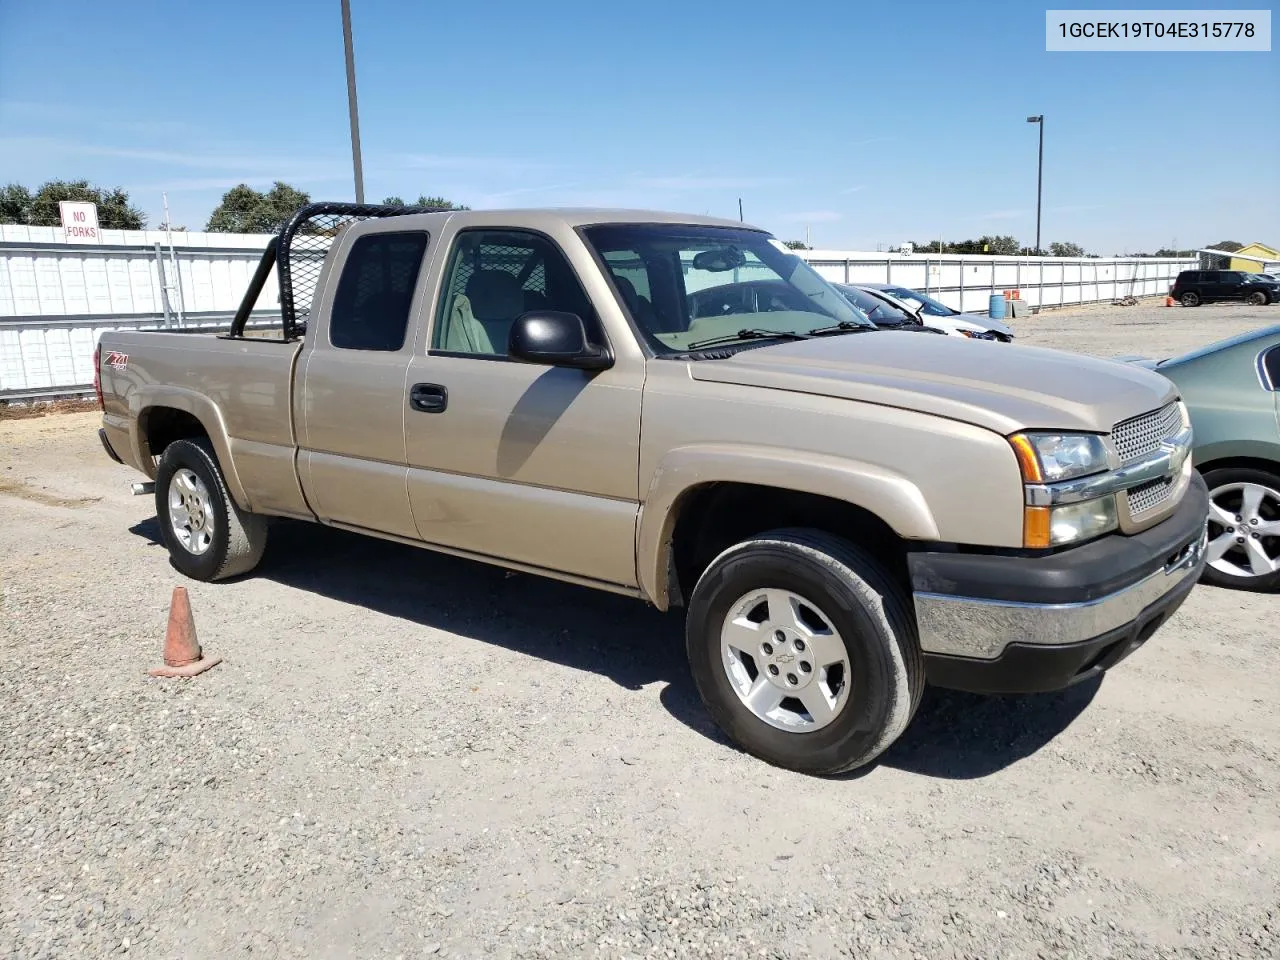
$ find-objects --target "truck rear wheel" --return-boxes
[154,438,267,582]
[685,528,923,776]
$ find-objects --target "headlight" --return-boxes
[1009,432,1109,483]
[1009,432,1117,548]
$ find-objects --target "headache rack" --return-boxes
[226,201,449,341]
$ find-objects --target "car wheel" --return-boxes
[1180,291,1201,307]
[155,437,267,582]
[1246,291,1268,306]
[685,528,923,775]
[1201,467,1280,592]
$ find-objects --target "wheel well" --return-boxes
[666,483,907,608]
[140,407,208,460]
[1197,457,1280,481]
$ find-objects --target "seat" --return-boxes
[464,269,526,354]
[613,275,659,331]
[441,293,492,354]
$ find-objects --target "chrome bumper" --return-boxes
[914,529,1206,660]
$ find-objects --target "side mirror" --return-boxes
[508,311,613,371]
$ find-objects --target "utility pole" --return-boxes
[1026,115,1044,254]
[341,0,365,203]
[738,198,743,222]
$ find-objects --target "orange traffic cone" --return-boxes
[148,586,222,678]
[1165,296,1175,307]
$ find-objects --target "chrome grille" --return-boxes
[1112,402,1181,462]
[1125,476,1174,518]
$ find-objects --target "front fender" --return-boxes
[131,386,252,511]
[636,443,940,609]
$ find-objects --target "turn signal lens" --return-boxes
[1009,434,1043,483]
[1024,506,1051,548]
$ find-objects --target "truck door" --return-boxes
[296,227,432,539]
[402,225,643,587]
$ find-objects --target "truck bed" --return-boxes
[98,330,309,518]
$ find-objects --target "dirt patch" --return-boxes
[0,476,101,508]
[0,398,99,420]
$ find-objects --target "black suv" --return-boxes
[1170,270,1279,307]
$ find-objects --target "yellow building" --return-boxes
[1230,242,1279,272]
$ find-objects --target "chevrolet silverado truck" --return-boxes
[96,203,1209,775]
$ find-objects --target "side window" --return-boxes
[330,232,429,351]
[1263,345,1280,391]
[1201,271,1220,283]
[432,230,600,357]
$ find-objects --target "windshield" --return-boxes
[833,284,914,324]
[582,224,874,352]
[877,285,957,317]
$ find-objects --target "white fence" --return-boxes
[0,226,1195,399]
[798,251,1194,313]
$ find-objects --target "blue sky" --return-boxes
[1,0,1276,252]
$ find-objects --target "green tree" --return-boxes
[207,181,311,233]
[782,239,811,250]
[382,194,469,210]
[918,236,1021,255]
[1207,240,1242,252]
[415,194,468,210]
[12,180,146,229]
[1049,241,1086,257]
[0,183,33,225]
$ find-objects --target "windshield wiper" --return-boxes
[805,321,879,337]
[685,328,812,350]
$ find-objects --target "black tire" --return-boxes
[154,437,267,582]
[685,528,923,776]
[1180,291,1201,307]
[1200,466,1280,593]
[1246,291,1268,306]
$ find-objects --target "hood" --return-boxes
[689,333,1178,435]
[1113,355,1160,370]
[947,313,1015,338]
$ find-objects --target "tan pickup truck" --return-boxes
[96,203,1209,774]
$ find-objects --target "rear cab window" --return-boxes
[329,231,430,351]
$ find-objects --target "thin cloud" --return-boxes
[634,175,789,190]
[391,153,543,175]
[780,210,843,223]
[471,181,584,205]
[839,185,866,195]
[0,136,338,172]
[133,173,349,193]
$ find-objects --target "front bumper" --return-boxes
[910,473,1209,694]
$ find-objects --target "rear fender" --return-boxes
[132,387,251,511]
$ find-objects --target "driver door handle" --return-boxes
[409,383,448,414]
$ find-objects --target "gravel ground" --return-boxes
[2,301,1278,959]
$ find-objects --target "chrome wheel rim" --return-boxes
[1206,481,1280,579]
[168,468,215,556]
[720,588,851,733]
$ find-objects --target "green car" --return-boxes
[1126,324,1280,591]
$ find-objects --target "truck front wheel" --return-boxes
[685,528,923,775]
[154,438,267,582]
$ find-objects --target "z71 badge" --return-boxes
[104,351,129,370]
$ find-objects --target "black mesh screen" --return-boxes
[447,241,547,298]
[277,202,443,338]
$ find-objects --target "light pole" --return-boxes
[341,0,365,203]
[1026,115,1043,254]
